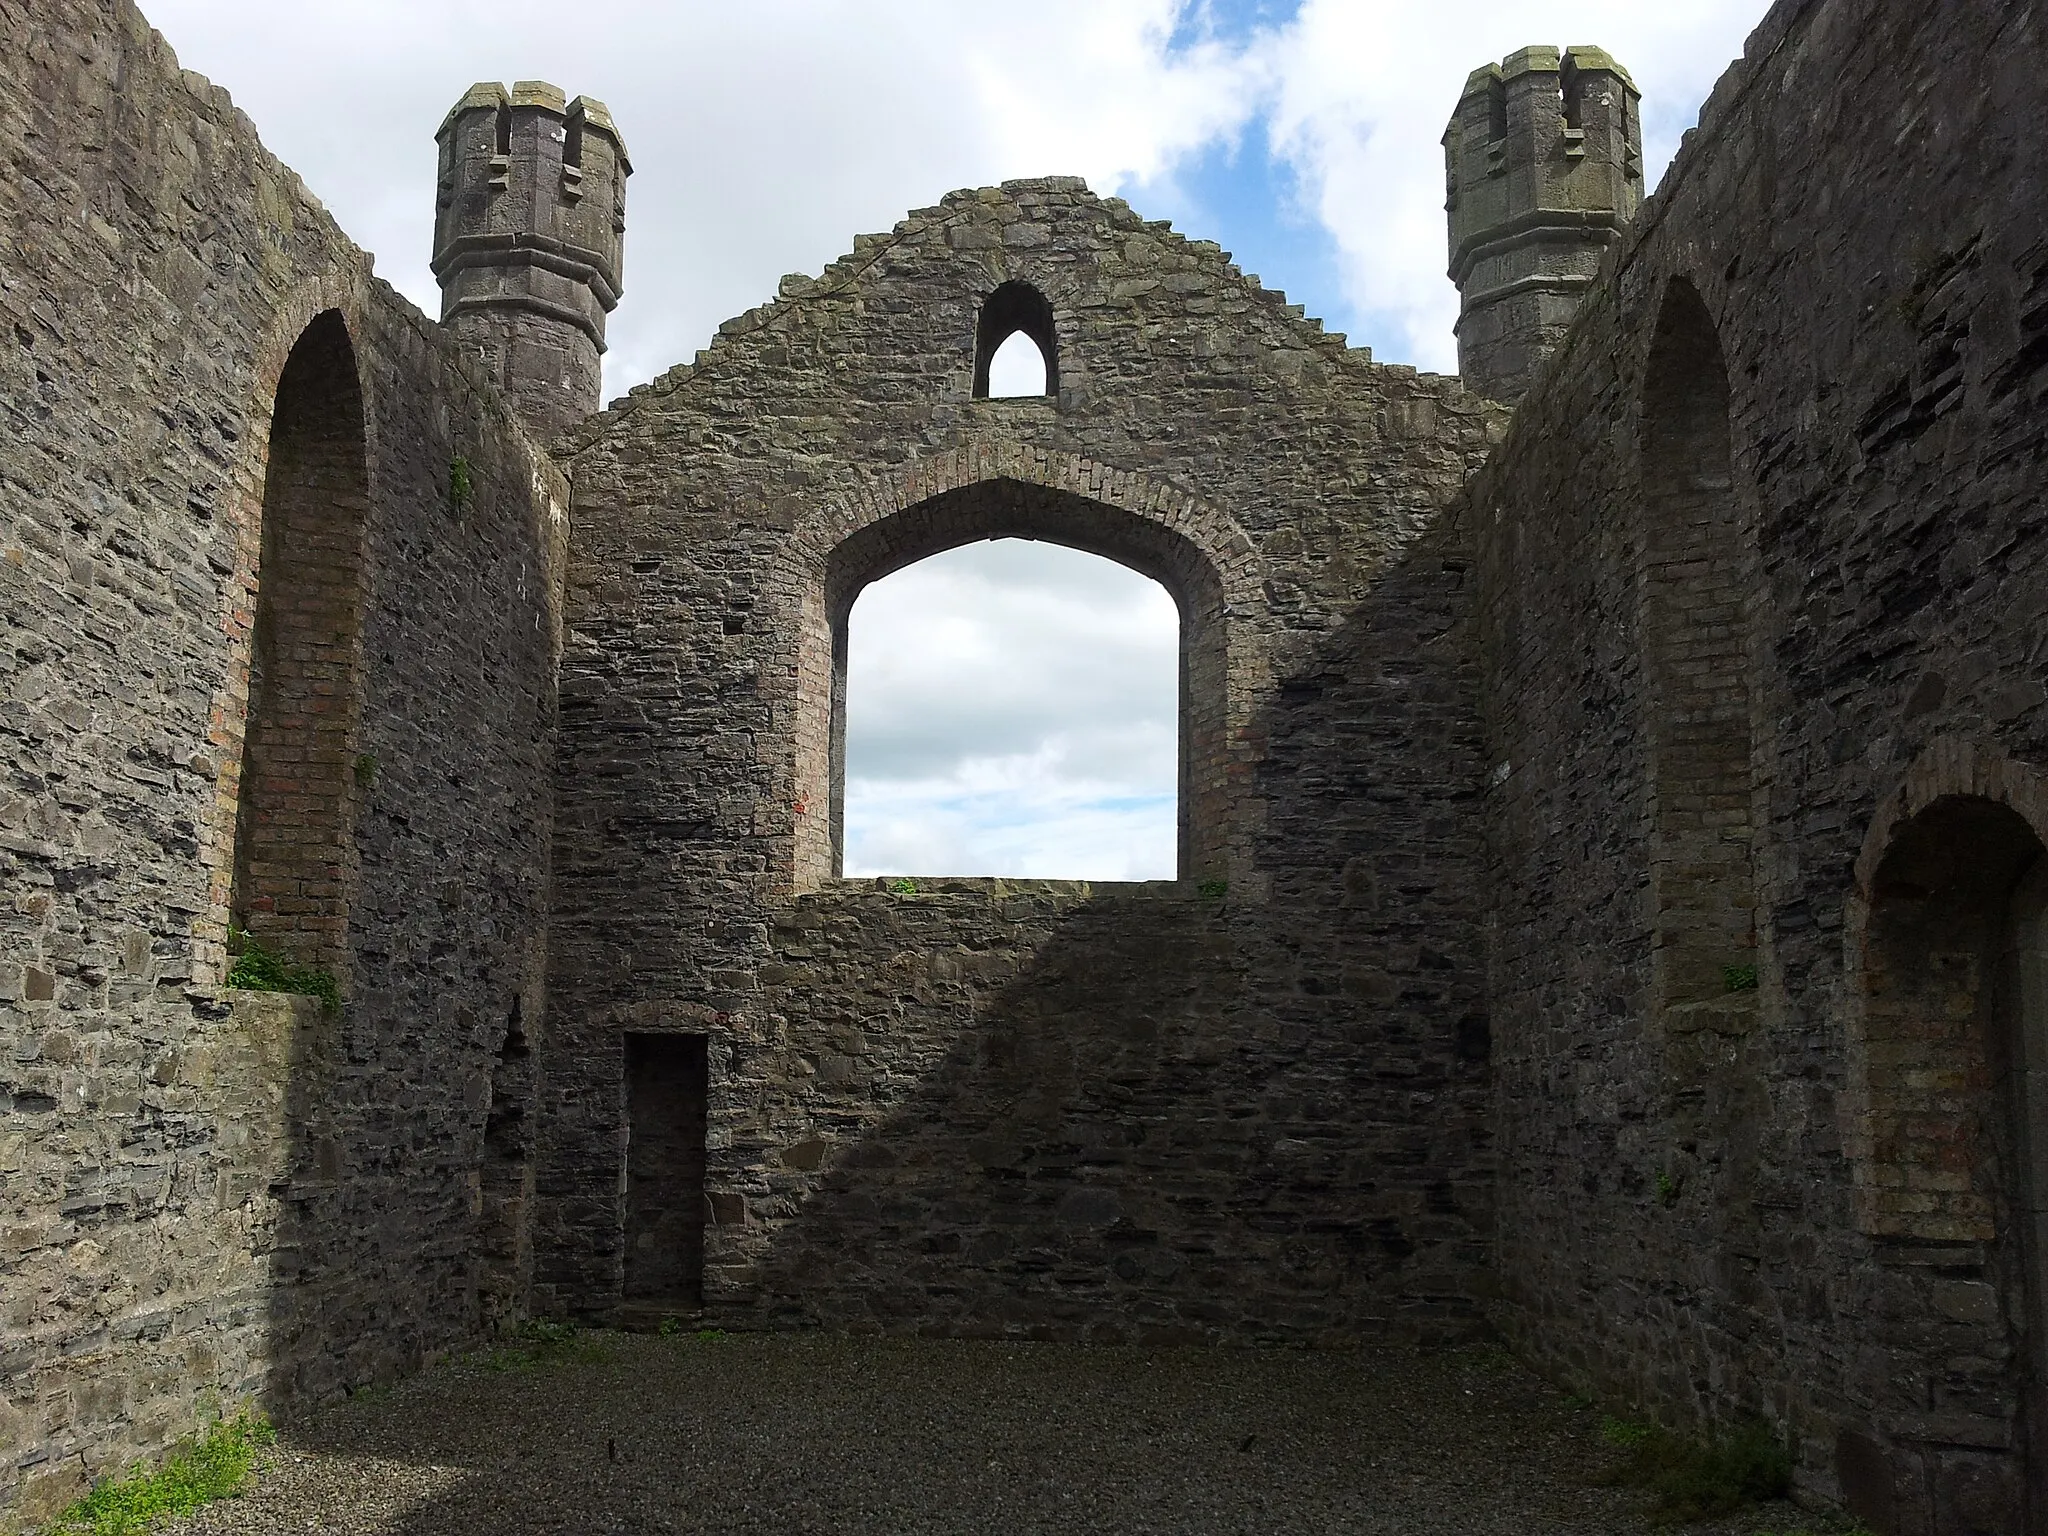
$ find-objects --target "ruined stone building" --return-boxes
[1,0,2043,1529]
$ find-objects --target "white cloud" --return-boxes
[143,0,1769,383]
[844,542,1177,879]
[141,0,1267,397]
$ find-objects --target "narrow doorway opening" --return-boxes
[476,993,534,1331]
[623,1032,709,1309]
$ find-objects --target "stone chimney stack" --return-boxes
[432,81,630,439]
[1443,46,1642,403]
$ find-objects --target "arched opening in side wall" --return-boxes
[229,308,371,986]
[792,478,1229,889]
[840,539,1178,879]
[1845,794,2047,1532]
[1638,277,1756,1010]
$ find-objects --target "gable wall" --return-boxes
[548,182,1507,1340]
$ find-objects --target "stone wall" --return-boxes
[17,0,2047,1523]
[0,1,567,1524]
[543,181,1505,1343]
[1470,0,2048,1527]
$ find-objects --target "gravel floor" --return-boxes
[169,1334,1853,1535]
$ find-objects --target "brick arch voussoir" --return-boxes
[795,440,1266,615]
[1852,738,2048,904]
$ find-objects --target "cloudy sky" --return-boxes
[145,0,1774,879]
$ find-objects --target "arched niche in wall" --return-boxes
[973,281,1058,399]
[1637,277,1757,1010]
[229,308,371,984]
[791,477,1230,890]
[1843,788,2048,1534]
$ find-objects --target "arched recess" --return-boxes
[1638,277,1757,1009]
[973,281,1057,398]
[1841,775,2048,1532]
[791,476,1234,890]
[229,308,372,982]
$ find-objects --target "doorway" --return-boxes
[623,1033,709,1309]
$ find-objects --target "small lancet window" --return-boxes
[973,281,1058,399]
[1486,76,1509,142]
[564,116,584,168]
[495,103,512,155]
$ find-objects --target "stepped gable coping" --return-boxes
[558,179,1477,459]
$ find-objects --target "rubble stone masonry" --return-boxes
[3,0,2047,1531]
[1469,1,2048,1528]
[544,181,1504,1342]
[0,1,566,1523]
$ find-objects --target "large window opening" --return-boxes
[792,479,1231,890]
[230,309,370,984]
[1847,796,2047,1532]
[841,539,1178,880]
[973,281,1057,399]
[1638,278,1756,1010]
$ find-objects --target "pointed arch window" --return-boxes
[973,281,1057,399]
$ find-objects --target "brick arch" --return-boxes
[786,446,1266,890]
[1837,738,2048,1530]
[1843,738,2048,1237]
[200,282,378,988]
[198,275,378,983]
[1636,273,1759,1010]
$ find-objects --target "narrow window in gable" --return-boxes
[973,281,1058,399]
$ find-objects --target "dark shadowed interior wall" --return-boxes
[1472,0,2048,1526]
[6,0,2048,1530]
[0,2,568,1525]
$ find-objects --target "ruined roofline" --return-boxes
[115,7,562,464]
[556,178,1478,460]
[1610,0,1818,264]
